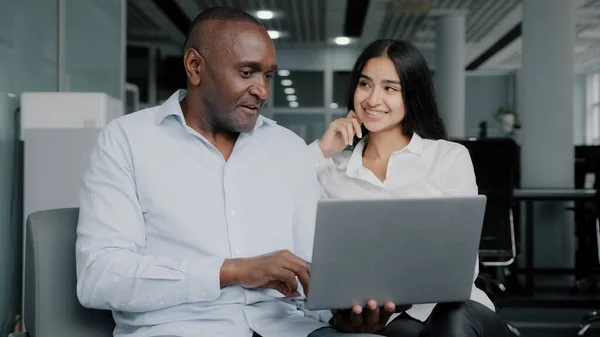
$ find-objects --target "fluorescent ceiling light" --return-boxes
[284,88,295,94]
[281,79,293,86]
[278,69,290,76]
[334,36,351,45]
[268,30,280,39]
[289,101,299,108]
[286,95,297,101]
[330,103,339,109]
[257,10,274,19]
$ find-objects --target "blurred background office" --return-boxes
[0,0,599,336]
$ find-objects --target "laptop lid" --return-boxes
[305,196,487,310]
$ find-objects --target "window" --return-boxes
[273,71,324,108]
[586,73,600,145]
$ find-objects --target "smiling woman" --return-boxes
[309,39,518,337]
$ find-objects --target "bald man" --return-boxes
[75,6,384,337]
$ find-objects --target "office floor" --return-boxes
[495,275,600,337]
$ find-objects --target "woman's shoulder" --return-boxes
[420,137,471,161]
[330,149,353,167]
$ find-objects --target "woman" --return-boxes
[308,39,517,337]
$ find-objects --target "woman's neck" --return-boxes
[363,127,411,161]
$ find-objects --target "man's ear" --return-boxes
[183,48,203,86]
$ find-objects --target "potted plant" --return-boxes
[494,107,520,135]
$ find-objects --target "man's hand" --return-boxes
[331,300,410,334]
[220,249,310,297]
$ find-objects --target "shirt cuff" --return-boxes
[304,308,334,325]
[184,256,225,302]
[308,140,334,175]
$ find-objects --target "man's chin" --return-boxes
[233,116,260,133]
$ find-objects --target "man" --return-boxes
[76,6,389,337]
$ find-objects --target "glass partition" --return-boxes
[66,0,123,99]
[272,113,326,144]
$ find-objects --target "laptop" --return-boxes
[280,196,487,311]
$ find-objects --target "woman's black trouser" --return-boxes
[379,300,518,337]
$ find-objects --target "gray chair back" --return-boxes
[23,208,114,337]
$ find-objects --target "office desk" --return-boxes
[514,188,597,295]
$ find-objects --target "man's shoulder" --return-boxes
[259,117,308,150]
[111,106,160,129]
[101,106,161,140]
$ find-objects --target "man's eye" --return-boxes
[241,71,253,78]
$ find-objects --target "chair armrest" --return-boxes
[9,333,29,337]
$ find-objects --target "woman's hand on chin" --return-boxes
[317,110,363,158]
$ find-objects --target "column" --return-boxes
[521,0,575,267]
[435,13,466,138]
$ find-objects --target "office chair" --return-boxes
[455,138,520,300]
[577,153,600,336]
[8,208,114,337]
[573,146,600,294]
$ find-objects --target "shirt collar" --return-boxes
[341,132,425,175]
[156,89,276,130]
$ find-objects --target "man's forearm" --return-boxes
[77,247,225,312]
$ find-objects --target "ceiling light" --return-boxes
[278,69,290,76]
[284,87,295,94]
[289,101,299,108]
[334,36,351,45]
[268,30,280,39]
[281,79,293,86]
[330,103,339,109]
[287,95,297,101]
[256,10,274,19]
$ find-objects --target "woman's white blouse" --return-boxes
[307,133,495,322]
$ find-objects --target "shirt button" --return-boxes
[230,210,236,216]
[235,249,241,256]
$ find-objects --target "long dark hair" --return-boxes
[347,39,447,143]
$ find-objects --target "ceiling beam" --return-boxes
[325,0,347,41]
[360,0,388,46]
[466,23,521,70]
[130,0,186,46]
[151,0,191,36]
[344,0,370,37]
[464,1,521,67]
[174,0,203,20]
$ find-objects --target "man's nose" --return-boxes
[249,82,269,100]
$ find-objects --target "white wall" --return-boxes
[464,73,513,138]
[573,73,586,145]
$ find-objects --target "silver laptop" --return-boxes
[296,196,487,311]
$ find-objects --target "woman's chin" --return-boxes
[362,121,386,134]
